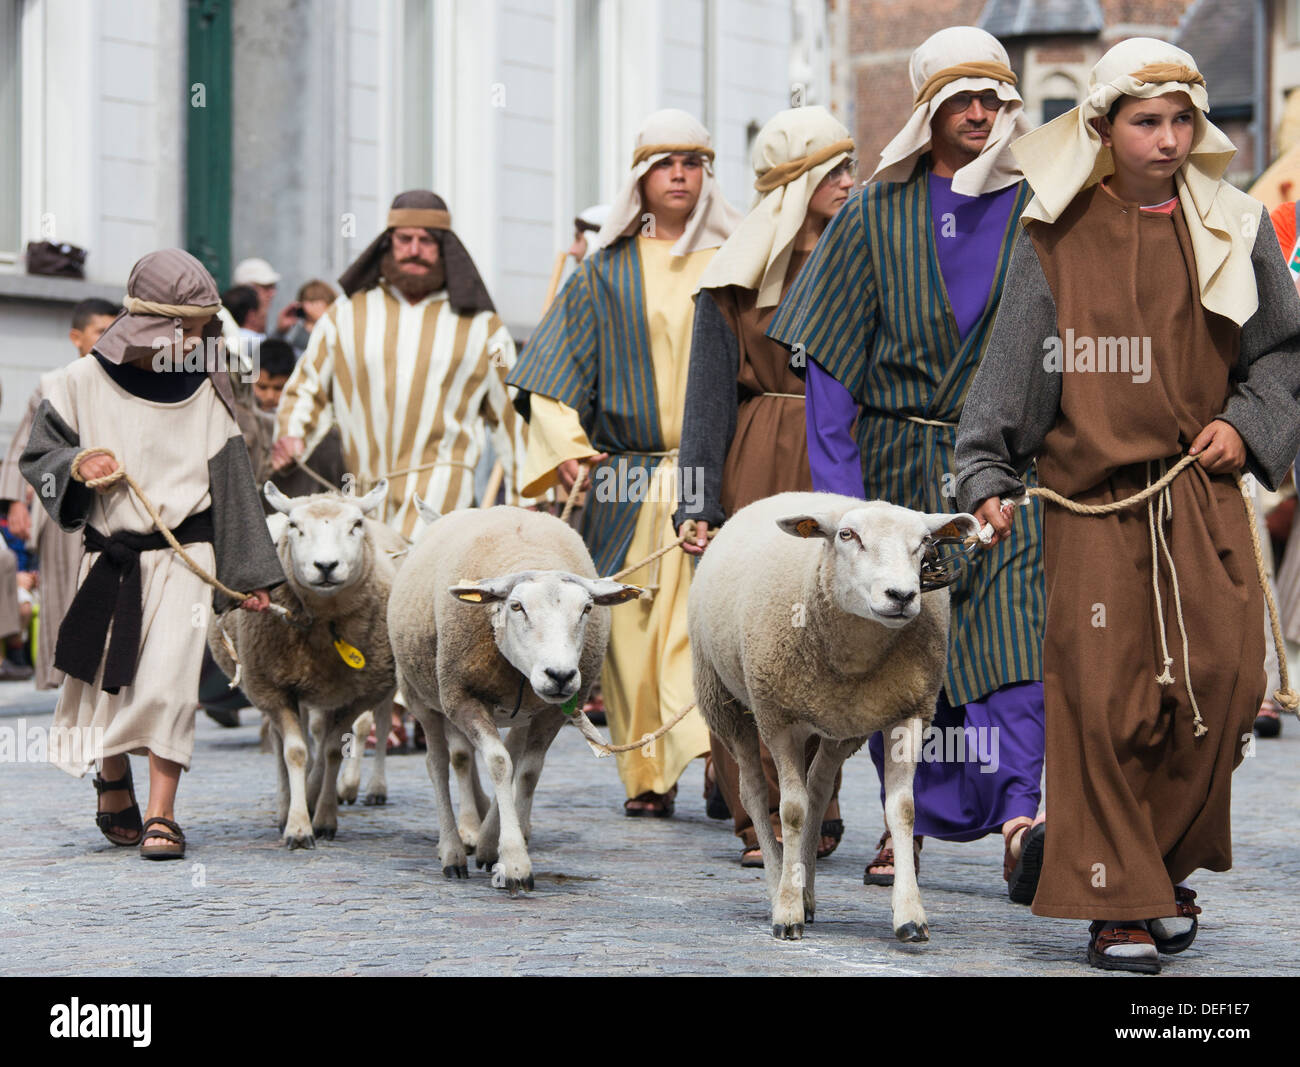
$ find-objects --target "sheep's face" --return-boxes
[449,572,641,703]
[264,480,388,596]
[778,502,980,629]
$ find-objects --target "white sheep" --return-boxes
[388,504,640,893]
[208,481,401,848]
[688,491,979,941]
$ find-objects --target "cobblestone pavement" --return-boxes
[1,681,1297,977]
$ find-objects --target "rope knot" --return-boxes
[1273,687,1300,713]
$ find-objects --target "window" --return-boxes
[0,0,21,257]
[1042,98,1076,123]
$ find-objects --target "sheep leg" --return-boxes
[271,703,315,849]
[731,720,783,903]
[512,707,566,845]
[304,706,326,816]
[883,714,929,943]
[799,736,854,924]
[337,709,373,805]
[311,714,348,840]
[447,721,483,850]
[268,716,289,831]
[411,705,468,878]
[474,723,530,867]
[364,696,394,806]
[453,705,533,894]
[764,724,810,940]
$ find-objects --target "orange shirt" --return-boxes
[1271,201,1299,281]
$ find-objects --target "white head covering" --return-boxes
[695,106,854,307]
[1013,37,1263,327]
[594,108,743,257]
[871,26,1032,197]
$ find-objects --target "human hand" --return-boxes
[275,303,302,334]
[677,520,712,556]
[973,497,1013,546]
[1189,419,1246,474]
[76,451,120,490]
[558,453,608,492]
[241,589,271,612]
[7,500,31,542]
[271,436,305,472]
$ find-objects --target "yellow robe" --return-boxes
[521,236,712,797]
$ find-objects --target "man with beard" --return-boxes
[271,190,530,537]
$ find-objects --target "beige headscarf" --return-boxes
[594,108,742,257]
[1013,37,1263,327]
[870,26,1032,197]
[694,106,853,308]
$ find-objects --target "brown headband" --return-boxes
[1130,62,1205,88]
[914,61,1017,107]
[753,139,855,193]
[387,208,452,230]
[122,296,221,319]
[631,143,716,167]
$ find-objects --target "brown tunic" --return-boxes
[713,248,814,516]
[1029,184,1264,920]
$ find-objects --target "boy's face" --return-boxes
[1094,92,1196,187]
[68,313,118,357]
[640,153,704,224]
[253,370,291,412]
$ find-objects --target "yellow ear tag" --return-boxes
[328,623,365,669]
[458,591,483,602]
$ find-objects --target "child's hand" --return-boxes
[77,451,120,489]
[1189,420,1246,474]
[974,497,1013,546]
[241,589,271,613]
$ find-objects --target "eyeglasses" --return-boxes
[940,91,1006,114]
[825,158,858,182]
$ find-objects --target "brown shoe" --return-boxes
[863,830,922,887]
[139,816,186,861]
[1087,920,1160,974]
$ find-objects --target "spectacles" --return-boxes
[940,91,1006,114]
[825,158,858,182]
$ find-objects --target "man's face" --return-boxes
[1093,92,1195,188]
[640,153,704,223]
[568,230,589,261]
[390,227,441,275]
[930,90,1002,165]
[252,370,291,412]
[69,313,117,357]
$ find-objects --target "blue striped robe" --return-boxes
[768,169,1045,706]
[507,236,667,576]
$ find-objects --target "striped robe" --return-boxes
[276,285,529,539]
[768,170,1045,707]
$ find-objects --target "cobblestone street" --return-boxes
[2,683,1297,977]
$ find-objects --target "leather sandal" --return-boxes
[1149,886,1201,954]
[817,818,844,860]
[623,786,676,818]
[139,816,186,861]
[93,762,143,847]
[1006,820,1046,905]
[1087,920,1160,974]
[863,830,921,887]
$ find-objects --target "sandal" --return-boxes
[1149,886,1201,954]
[93,762,143,847]
[1254,700,1282,738]
[623,786,676,818]
[740,846,765,868]
[1005,820,1046,905]
[1087,920,1160,974]
[817,818,844,860]
[863,831,921,887]
[139,816,186,861]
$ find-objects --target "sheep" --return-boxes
[388,503,641,893]
[208,480,401,848]
[688,491,980,942]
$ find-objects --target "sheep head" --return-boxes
[448,571,641,703]
[264,480,389,597]
[777,502,979,629]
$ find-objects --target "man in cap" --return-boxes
[768,26,1049,899]
[271,190,530,538]
[508,109,741,816]
[231,257,281,335]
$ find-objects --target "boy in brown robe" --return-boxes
[955,40,1300,973]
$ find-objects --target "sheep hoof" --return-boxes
[502,877,532,896]
[285,833,316,850]
[341,795,357,806]
[771,922,804,941]
[363,793,387,806]
[313,825,336,840]
[895,921,929,943]
[442,864,469,879]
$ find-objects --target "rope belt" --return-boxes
[1024,453,1299,734]
[757,392,804,400]
[905,414,959,428]
[58,510,214,693]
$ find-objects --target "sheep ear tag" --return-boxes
[794,518,821,538]
[328,622,366,670]
[561,693,582,717]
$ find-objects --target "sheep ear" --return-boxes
[581,578,644,605]
[413,493,441,525]
[448,576,515,604]
[356,479,388,516]
[926,512,980,540]
[264,482,295,515]
[776,513,835,539]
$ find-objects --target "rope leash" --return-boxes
[1017,453,1298,727]
[571,700,698,758]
